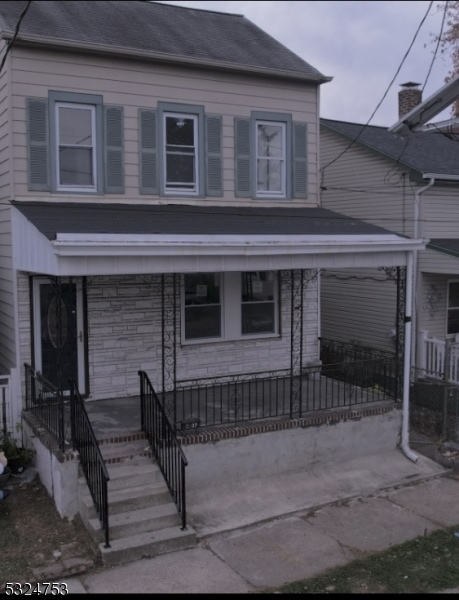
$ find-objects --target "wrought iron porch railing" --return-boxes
[171,353,398,430]
[24,363,66,451]
[138,370,188,530]
[70,380,110,548]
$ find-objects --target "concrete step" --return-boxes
[99,525,197,567]
[98,439,152,464]
[81,481,172,519]
[107,461,163,491]
[87,502,181,543]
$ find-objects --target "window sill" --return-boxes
[181,332,281,347]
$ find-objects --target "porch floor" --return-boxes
[85,396,142,440]
[83,370,395,439]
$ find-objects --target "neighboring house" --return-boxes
[320,83,459,382]
[0,0,422,559]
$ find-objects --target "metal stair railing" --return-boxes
[70,379,110,548]
[138,370,188,530]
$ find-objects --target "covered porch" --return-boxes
[13,202,424,544]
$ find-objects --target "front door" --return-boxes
[33,278,86,394]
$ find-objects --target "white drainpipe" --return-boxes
[402,250,418,462]
[412,177,434,372]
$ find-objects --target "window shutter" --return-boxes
[104,106,124,194]
[234,117,251,198]
[26,98,50,191]
[293,122,307,198]
[139,109,158,195]
[205,115,223,197]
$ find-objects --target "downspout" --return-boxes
[402,250,418,462]
[412,177,434,370]
[401,177,434,463]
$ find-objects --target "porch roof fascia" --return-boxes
[12,206,426,276]
[51,232,425,257]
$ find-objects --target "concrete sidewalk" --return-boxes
[57,448,459,594]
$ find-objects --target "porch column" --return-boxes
[283,269,321,419]
[161,273,178,426]
[380,266,406,399]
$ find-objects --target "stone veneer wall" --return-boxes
[86,272,319,400]
[16,271,319,402]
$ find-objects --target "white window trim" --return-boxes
[181,271,279,345]
[255,120,286,199]
[163,112,199,196]
[55,102,97,193]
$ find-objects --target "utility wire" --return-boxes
[422,0,448,92]
[0,1,33,75]
[320,1,434,192]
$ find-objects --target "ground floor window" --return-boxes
[447,280,459,334]
[182,271,278,342]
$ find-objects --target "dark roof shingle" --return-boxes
[12,202,399,240]
[0,1,328,81]
[321,118,459,177]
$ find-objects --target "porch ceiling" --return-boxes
[11,201,425,276]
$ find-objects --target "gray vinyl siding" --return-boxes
[320,128,415,237]
[419,248,459,275]
[320,128,416,352]
[417,272,449,341]
[0,49,16,372]
[422,186,459,239]
[320,268,399,353]
[11,47,319,207]
[320,126,459,359]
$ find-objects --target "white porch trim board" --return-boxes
[12,207,425,276]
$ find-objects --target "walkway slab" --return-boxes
[306,496,437,553]
[81,547,253,594]
[208,516,353,589]
[383,476,459,528]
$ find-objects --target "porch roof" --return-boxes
[11,201,425,276]
[427,239,459,259]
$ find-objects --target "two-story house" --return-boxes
[0,1,423,563]
[321,82,459,386]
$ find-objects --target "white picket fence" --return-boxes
[418,330,459,384]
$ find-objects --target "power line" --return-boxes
[320,1,434,193]
[422,0,448,92]
[0,1,33,75]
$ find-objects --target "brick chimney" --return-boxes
[398,82,422,118]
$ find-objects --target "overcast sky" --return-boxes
[160,1,451,126]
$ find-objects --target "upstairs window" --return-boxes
[164,113,198,194]
[235,111,307,200]
[26,92,124,194]
[256,121,286,197]
[139,102,222,198]
[56,102,97,192]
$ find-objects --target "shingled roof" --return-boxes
[321,118,459,177]
[11,202,398,240]
[0,1,329,82]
